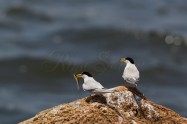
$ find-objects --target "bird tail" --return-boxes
[92,88,117,94]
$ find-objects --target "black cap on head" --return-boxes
[82,72,93,77]
[125,57,135,64]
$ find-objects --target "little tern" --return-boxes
[74,72,116,94]
[120,57,146,100]
[120,57,139,87]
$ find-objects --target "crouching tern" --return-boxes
[120,57,139,87]
[74,72,116,94]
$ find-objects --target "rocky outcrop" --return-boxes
[19,86,187,124]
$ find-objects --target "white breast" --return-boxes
[122,63,139,83]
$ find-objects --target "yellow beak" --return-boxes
[120,58,126,62]
[74,73,83,90]
[74,73,83,78]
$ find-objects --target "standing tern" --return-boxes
[120,57,139,87]
[74,72,116,94]
[120,57,146,100]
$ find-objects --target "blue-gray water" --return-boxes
[0,0,187,123]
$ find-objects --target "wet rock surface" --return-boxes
[19,86,187,124]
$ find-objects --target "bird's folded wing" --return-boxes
[126,77,139,83]
[91,88,117,93]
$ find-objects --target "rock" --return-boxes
[19,86,187,124]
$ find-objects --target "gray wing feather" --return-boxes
[91,88,117,94]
